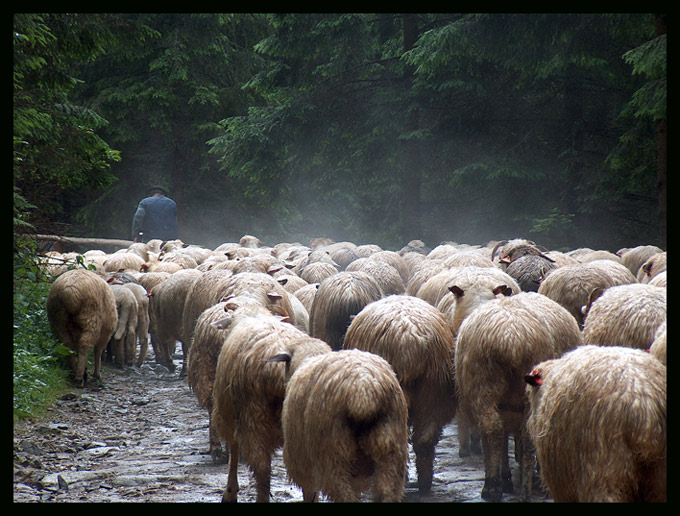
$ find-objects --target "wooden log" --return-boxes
[28,234,134,254]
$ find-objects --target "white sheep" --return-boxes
[211,314,330,502]
[343,295,457,492]
[637,251,666,283]
[582,283,666,350]
[46,269,118,386]
[537,259,637,327]
[309,271,384,350]
[108,283,139,368]
[149,270,203,372]
[525,345,666,502]
[274,349,409,502]
[186,295,272,463]
[455,292,581,502]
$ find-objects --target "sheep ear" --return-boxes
[211,315,233,330]
[277,277,289,286]
[267,291,283,302]
[268,351,292,365]
[449,285,465,298]
[493,285,512,297]
[524,369,543,387]
[268,265,284,275]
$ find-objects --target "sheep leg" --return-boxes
[411,422,441,492]
[208,410,226,463]
[480,421,505,502]
[501,432,513,493]
[136,334,148,366]
[72,351,88,388]
[221,442,240,502]
[457,409,481,457]
[124,331,136,366]
[517,428,534,502]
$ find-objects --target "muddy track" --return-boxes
[13,353,551,503]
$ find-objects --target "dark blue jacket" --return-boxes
[131,194,178,242]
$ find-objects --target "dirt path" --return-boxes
[13,353,551,503]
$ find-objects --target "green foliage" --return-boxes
[13,237,72,421]
[13,13,665,251]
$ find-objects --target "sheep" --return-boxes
[275,273,308,295]
[343,295,457,492]
[649,321,666,366]
[211,314,331,502]
[345,257,405,295]
[617,244,663,276]
[132,271,170,293]
[149,270,203,372]
[299,261,338,283]
[108,283,139,368]
[637,251,666,283]
[577,249,622,264]
[616,245,663,277]
[178,269,235,370]
[122,282,151,367]
[309,271,384,350]
[649,270,667,288]
[46,269,118,387]
[293,282,319,314]
[537,259,637,327]
[504,254,557,292]
[274,349,409,503]
[429,266,521,457]
[524,345,666,502]
[455,292,581,502]
[405,258,447,296]
[437,266,521,337]
[581,283,666,351]
[239,234,263,248]
[186,295,272,463]
[103,252,145,273]
[490,239,546,268]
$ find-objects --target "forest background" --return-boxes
[14,13,667,253]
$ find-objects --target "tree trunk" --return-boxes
[656,13,667,248]
[400,14,422,243]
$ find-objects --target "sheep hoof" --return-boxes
[481,477,503,502]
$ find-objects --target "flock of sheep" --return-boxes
[41,234,667,503]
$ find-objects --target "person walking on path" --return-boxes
[131,186,178,243]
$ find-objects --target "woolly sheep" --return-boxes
[617,244,663,276]
[649,270,667,288]
[293,283,319,314]
[343,295,457,492]
[123,282,150,367]
[46,269,118,387]
[637,251,666,283]
[582,283,666,350]
[186,296,272,463]
[103,252,145,273]
[537,260,637,327]
[455,292,581,502]
[504,254,557,292]
[432,266,520,457]
[525,345,666,502]
[149,271,203,372]
[108,283,139,368]
[299,261,338,283]
[309,271,384,350]
[211,314,330,502]
[649,321,666,366]
[275,349,409,502]
[438,266,521,337]
[577,249,622,264]
[345,257,405,295]
[178,269,235,368]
